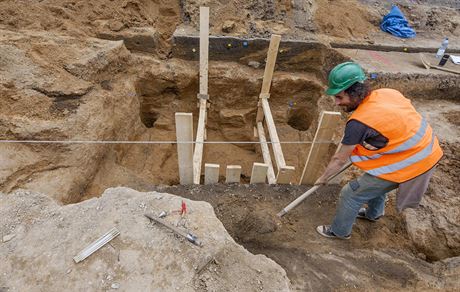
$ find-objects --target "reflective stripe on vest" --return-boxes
[350,118,428,163]
[366,132,435,176]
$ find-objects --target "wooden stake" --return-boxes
[225,165,241,183]
[250,162,268,184]
[300,111,341,185]
[204,163,219,184]
[175,113,194,185]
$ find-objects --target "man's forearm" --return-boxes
[319,155,350,182]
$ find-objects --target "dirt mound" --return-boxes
[0,188,290,291]
[0,0,180,55]
[150,183,460,290]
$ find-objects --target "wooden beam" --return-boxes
[261,35,281,94]
[256,34,281,122]
[193,99,207,184]
[256,122,276,184]
[204,163,219,184]
[250,162,268,184]
[261,98,286,170]
[175,113,194,185]
[193,7,210,184]
[300,111,341,185]
[276,166,295,184]
[225,165,241,183]
[199,6,209,95]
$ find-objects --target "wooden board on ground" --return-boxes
[250,162,268,184]
[204,163,219,184]
[300,111,341,185]
[276,166,295,184]
[225,165,241,183]
[175,113,194,185]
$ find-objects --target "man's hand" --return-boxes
[314,144,356,186]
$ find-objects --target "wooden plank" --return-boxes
[256,34,280,122]
[193,8,210,184]
[261,98,286,170]
[193,99,207,184]
[256,122,276,184]
[300,111,342,185]
[276,166,295,184]
[199,6,209,95]
[175,113,194,185]
[225,165,241,183]
[261,35,281,94]
[250,162,268,184]
[204,163,220,184]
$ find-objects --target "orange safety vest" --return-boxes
[348,88,443,183]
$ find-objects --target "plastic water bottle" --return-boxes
[436,37,449,59]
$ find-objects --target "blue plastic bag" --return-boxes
[380,5,416,38]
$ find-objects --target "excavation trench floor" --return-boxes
[143,183,436,290]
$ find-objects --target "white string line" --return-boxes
[0,140,336,145]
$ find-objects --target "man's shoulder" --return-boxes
[372,88,405,98]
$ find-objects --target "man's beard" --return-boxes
[344,97,362,112]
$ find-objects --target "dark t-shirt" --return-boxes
[342,120,388,150]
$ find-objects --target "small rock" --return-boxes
[107,275,113,281]
[109,20,124,32]
[248,61,261,69]
[222,20,235,33]
[66,269,72,274]
[417,253,427,260]
[111,283,120,289]
[2,234,15,242]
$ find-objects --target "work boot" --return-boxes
[316,225,350,240]
[356,207,381,222]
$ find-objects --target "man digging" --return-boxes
[315,62,443,239]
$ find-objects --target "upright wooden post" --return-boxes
[199,6,209,96]
[225,165,242,183]
[193,6,210,184]
[300,111,341,185]
[204,163,219,184]
[175,113,194,184]
[250,163,268,184]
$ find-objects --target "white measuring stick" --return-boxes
[73,227,120,263]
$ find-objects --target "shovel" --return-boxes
[419,53,460,75]
[277,161,352,217]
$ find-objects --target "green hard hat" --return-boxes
[326,62,366,95]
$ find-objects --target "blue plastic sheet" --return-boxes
[380,5,416,38]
